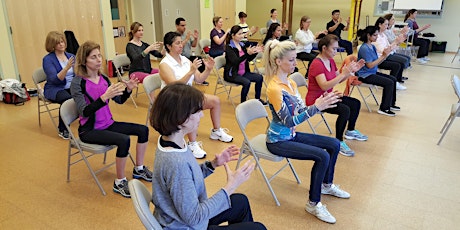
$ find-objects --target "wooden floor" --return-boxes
[1,53,459,229]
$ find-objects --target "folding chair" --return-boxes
[289,72,332,134]
[32,67,60,131]
[112,54,138,108]
[199,38,211,56]
[451,32,460,63]
[128,179,163,230]
[60,99,134,195]
[253,52,268,88]
[213,55,241,108]
[142,73,162,125]
[235,99,301,206]
[259,27,267,36]
[438,75,460,145]
[341,55,379,112]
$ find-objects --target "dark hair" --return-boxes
[163,31,181,53]
[357,26,378,42]
[404,9,417,22]
[332,9,340,15]
[212,16,221,26]
[318,34,339,52]
[129,22,143,41]
[74,41,101,77]
[383,13,393,21]
[374,17,386,28]
[175,17,185,26]
[150,83,204,136]
[238,12,247,18]
[270,9,276,15]
[263,22,280,45]
[227,25,242,44]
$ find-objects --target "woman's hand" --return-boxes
[101,82,125,101]
[342,59,365,76]
[314,91,341,111]
[203,56,215,70]
[222,160,255,195]
[146,42,161,53]
[189,58,202,73]
[212,145,240,168]
[122,78,139,91]
[382,46,392,57]
[65,56,75,71]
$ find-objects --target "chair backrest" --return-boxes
[128,179,163,230]
[289,72,307,87]
[235,99,268,130]
[112,54,131,70]
[143,74,162,101]
[214,55,226,70]
[32,68,47,96]
[452,75,460,100]
[199,38,211,53]
[60,99,79,127]
[259,27,267,35]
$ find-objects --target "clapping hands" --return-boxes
[247,45,263,55]
[343,59,365,76]
[314,91,341,111]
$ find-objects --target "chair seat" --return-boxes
[248,134,284,162]
[71,138,116,154]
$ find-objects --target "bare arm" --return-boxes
[159,61,195,85]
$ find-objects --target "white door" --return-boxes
[131,0,156,44]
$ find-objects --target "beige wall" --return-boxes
[0,1,18,80]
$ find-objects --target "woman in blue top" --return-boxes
[42,31,76,139]
[357,26,399,117]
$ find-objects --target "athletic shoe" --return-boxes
[402,76,409,80]
[305,202,336,224]
[133,166,153,182]
[321,184,351,198]
[196,81,210,86]
[377,109,396,117]
[210,128,233,143]
[390,105,401,111]
[417,58,427,64]
[113,179,130,198]
[258,99,268,106]
[339,141,355,157]
[58,130,69,140]
[422,57,430,61]
[344,130,368,141]
[188,141,207,159]
[396,82,407,90]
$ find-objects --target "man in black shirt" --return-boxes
[326,9,353,55]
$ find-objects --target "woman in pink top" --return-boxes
[306,34,366,157]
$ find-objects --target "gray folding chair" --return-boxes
[199,38,211,56]
[235,99,301,206]
[32,67,60,131]
[112,54,138,108]
[128,179,163,230]
[143,73,162,125]
[438,75,460,145]
[289,72,333,134]
[451,32,460,63]
[349,83,380,112]
[259,27,267,35]
[61,99,134,195]
[213,55,241,108]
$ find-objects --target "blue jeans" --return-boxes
[266,133,340,202]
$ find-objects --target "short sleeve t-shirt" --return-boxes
[357,44,378,78]
[306,58,338,106]
[326,20,345,38]
[210,28,225,53]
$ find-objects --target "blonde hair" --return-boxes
[74,41,101,77]
[45,31,66,53]
[263,40,296,77]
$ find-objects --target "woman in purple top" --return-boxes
[224,25,265,104]
[404,9,431,63]
[70,41,152,198]
[209,16,230,57]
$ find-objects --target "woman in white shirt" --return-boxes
[295,16,327,77]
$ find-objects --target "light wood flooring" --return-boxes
[1,53,459,229]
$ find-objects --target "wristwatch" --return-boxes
[205,161,215,171]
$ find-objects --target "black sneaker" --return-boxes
[133,166,153,182]
[197,81,210,86]
[113,180,130,198]
[390,105,401,111]
[58,130,69,140]
[377,109,396,117]
[258,99,268,106]
[402,77,409,80]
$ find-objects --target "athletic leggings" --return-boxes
[80,121,149,158]
[323,96,361,141]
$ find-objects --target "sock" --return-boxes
[323,183,332,189]
[212,128,220,132]
[309,201,318,206]
[136,165,144,171]
[115,177,127,186]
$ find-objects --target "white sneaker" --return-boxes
[396,82,407,90]
[210,128,233,142]
[321,184,351,198]
[422,56,430,61]
[416,58,427,64]
[305,202,336,224]
[188,141,207,159]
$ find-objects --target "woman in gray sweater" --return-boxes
[149,83,266,230]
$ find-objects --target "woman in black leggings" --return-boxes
[404,9,431,64]
[306,34,367,157]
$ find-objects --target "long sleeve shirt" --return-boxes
[295,28,315,53]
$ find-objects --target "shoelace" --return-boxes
[341,142,351,151]
[190,141,204,149]
[219,128,230,135]
[317,204,331,216]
